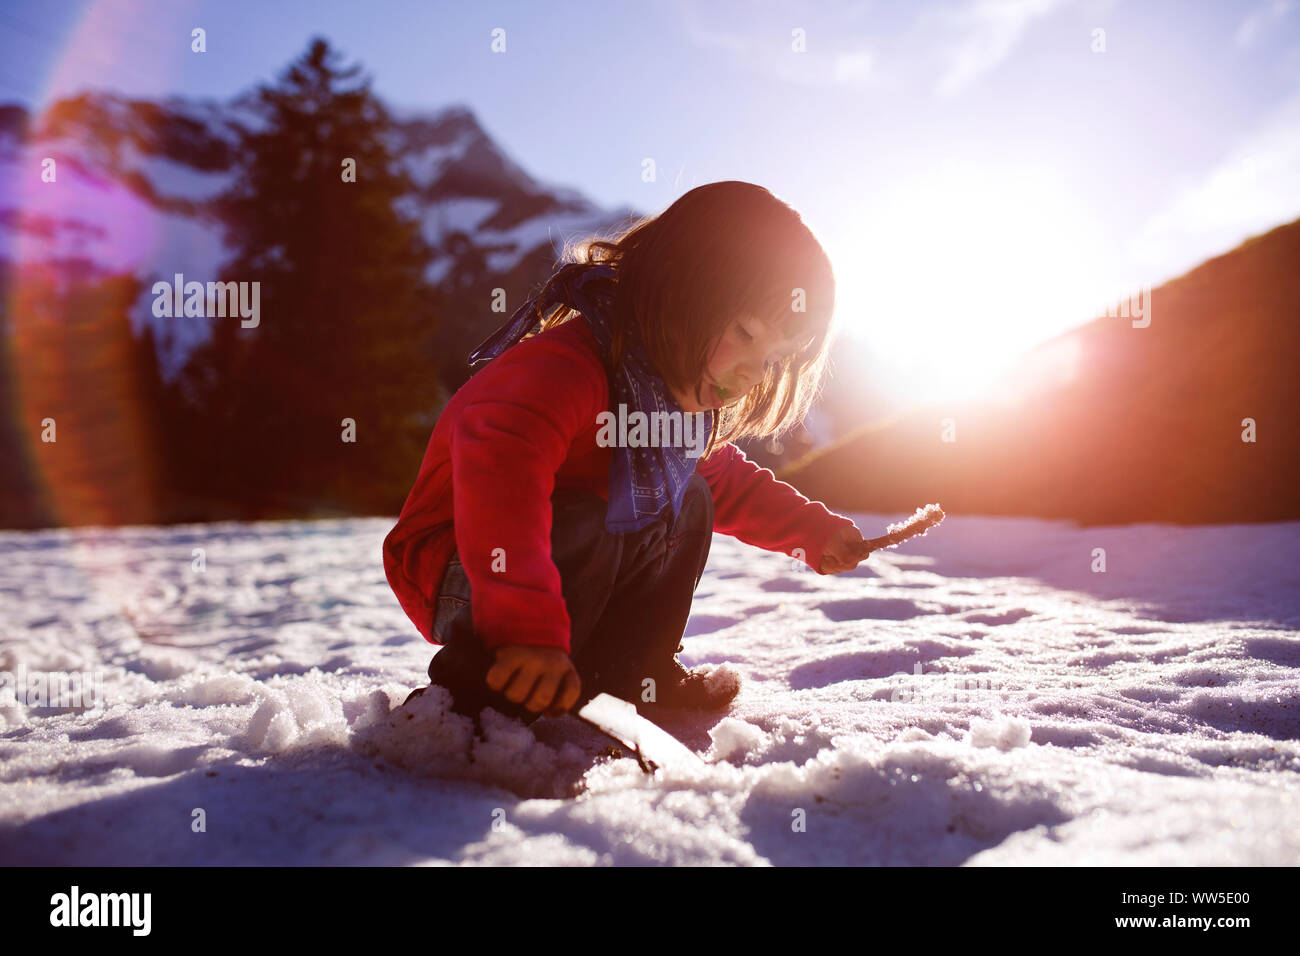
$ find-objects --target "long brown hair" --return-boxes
[520,181,837,461]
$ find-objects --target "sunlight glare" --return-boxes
[829,160,1111,405]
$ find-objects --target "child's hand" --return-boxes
[818,524,871,574]
[486,644,582,717]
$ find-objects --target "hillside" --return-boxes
[780,218,1300,524]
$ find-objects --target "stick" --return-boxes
[856,503,945,558]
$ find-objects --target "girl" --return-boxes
[383,181,871,728]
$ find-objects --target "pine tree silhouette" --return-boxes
[182,37,443,517]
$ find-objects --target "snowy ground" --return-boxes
[1,514,1297,865]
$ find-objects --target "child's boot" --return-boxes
[408,614,544,730]
[597,641,740,711]
[654,651,741,710]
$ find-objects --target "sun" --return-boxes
[828,159,1111,405]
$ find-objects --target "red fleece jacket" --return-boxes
[382,318,855,652]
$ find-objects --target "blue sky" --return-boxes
[2,0,1298,400]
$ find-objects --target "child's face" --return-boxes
[669,315,805,413]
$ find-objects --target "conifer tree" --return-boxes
[185,37,443,515]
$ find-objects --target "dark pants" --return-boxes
[421,471,714,723]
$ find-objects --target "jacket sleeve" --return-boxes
[449,338,607,653]
[695,441,856,574]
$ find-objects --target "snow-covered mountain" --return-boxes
[0,92,638,380]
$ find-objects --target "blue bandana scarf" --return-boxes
[467,263,713,534]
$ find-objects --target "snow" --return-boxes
[427,197,499,237]
[0,514,1297,865]
[120,138,240,204]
